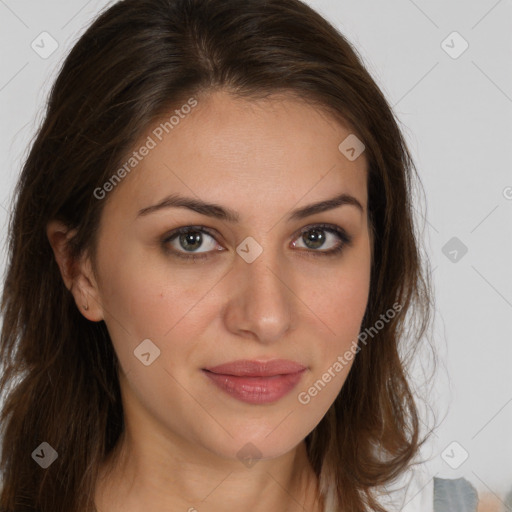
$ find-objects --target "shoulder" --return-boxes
[381,470,479,512]
[321,472,481,512]
[433,477,478,511]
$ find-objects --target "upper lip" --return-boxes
[203,359,307,377]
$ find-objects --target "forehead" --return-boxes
[103,90,368,221]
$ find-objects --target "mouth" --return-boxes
[204,359,307,377]
[202,359,307,404]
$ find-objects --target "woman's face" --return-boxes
[85,90,371,461]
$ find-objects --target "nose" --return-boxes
[223,245,294,344]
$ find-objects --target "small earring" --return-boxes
[83,304,89,311]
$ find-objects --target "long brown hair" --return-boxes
[0,0,435,511]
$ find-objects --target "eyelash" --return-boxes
[161,223,353,262]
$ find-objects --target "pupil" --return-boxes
[180,231,202,251]
[304,229,325,249]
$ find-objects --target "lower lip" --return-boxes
[202,369,306,404]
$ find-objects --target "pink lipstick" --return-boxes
[202,359,306,404]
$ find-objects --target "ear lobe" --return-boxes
[74,255,104,322]
[46,220,104,322]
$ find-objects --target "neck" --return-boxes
[94,429,324,512]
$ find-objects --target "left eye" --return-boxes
[161,224,352,261]
[291,224,350,253]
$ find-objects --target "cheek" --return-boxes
[97,243,206,336]
[314,286,368,373]
[296,261,370,410]
[307,254,371,348]
[96,248,225,384]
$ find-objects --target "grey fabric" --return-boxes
[505,486,512,511]
[433,477,478,512]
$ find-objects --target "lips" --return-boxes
[202,359,307,404]
[204,359,307,377]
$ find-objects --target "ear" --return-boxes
[46,219,104,322]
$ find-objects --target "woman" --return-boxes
[0,0,440,511]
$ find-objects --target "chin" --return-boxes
[201,415,317,463]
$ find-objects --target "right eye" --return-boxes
[161,226,224,261]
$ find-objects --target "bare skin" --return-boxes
[47,90,372,512]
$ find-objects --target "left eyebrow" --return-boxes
[136,192,364,222]
[287,192,364,221]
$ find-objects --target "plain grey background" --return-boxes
[1,0,511,507]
